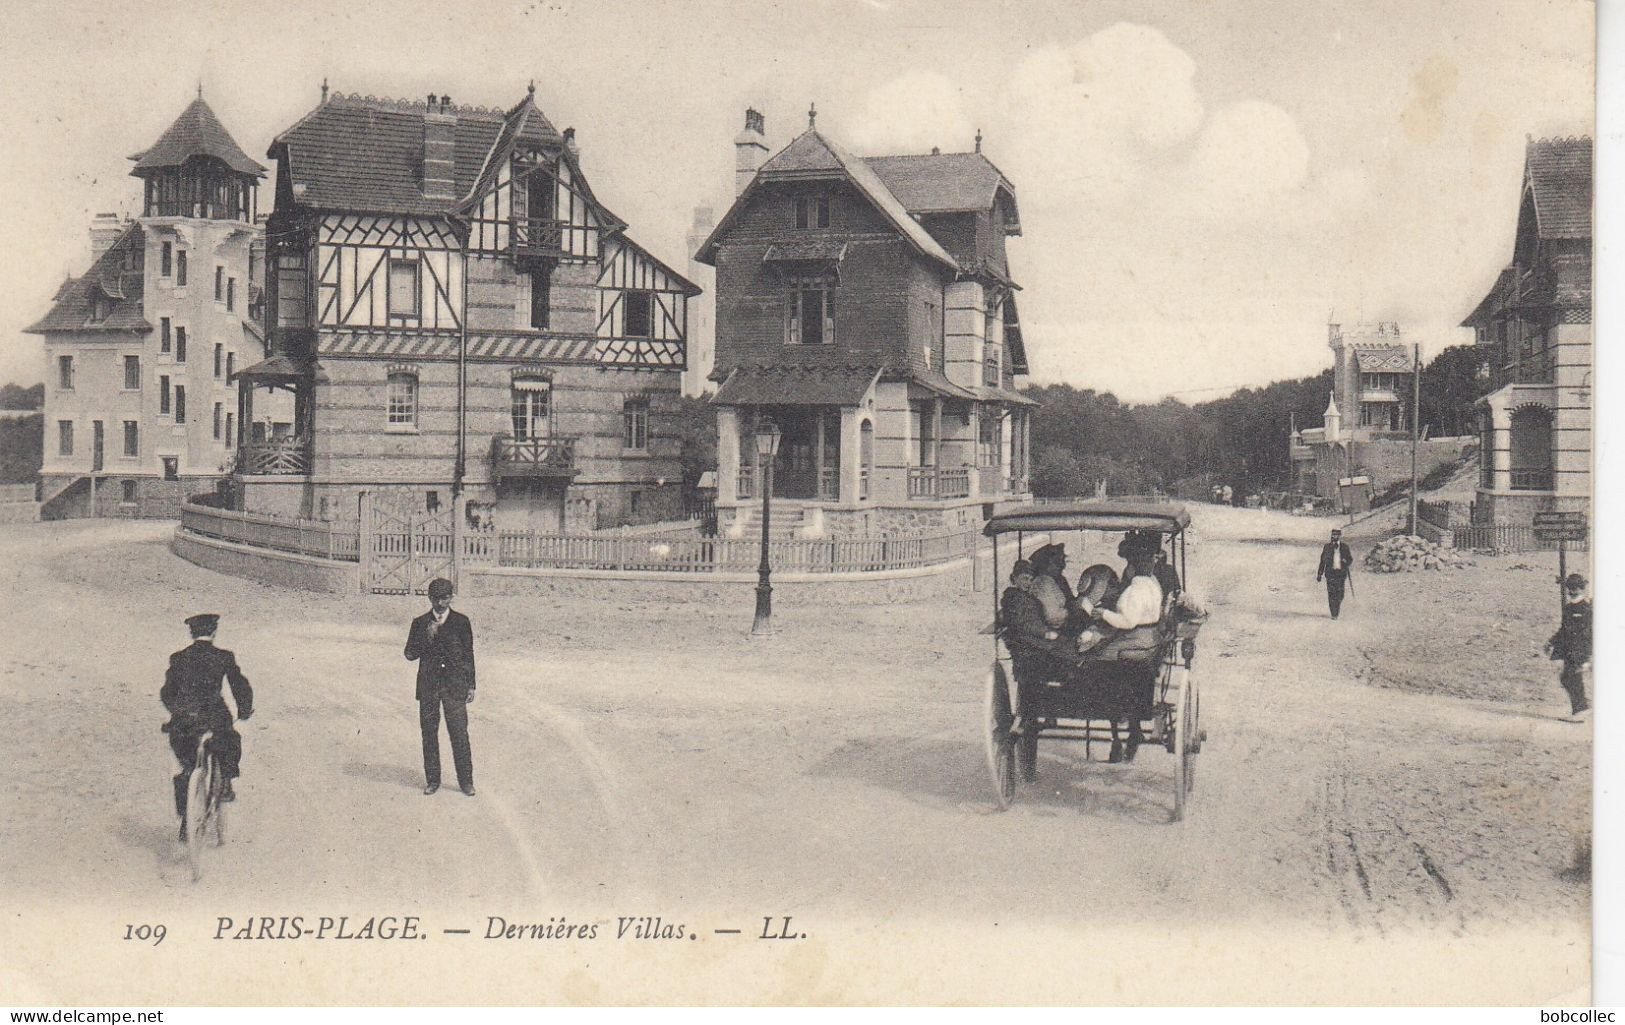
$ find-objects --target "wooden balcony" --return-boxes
[511,216,567,259]
[492,435,578,479]
[237,437,312,475]
[907,467,971,500]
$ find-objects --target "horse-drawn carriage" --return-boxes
[983,502,1207,821]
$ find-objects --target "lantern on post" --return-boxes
[751,418,782,636]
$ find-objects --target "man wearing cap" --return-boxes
[1315,529,1354,619]
[405,578,477,796]
[162,614,253,841]
[1546,573,1592,719]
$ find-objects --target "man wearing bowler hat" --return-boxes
[405,578,477,796]
[162,613,253,841]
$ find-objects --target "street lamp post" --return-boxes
[751,419,782,636]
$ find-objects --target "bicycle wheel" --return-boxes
[185,759,212,881]
[210,758,227,847]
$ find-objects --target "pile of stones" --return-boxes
[1363,534,1476,573]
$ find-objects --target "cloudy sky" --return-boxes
[0,0,1594,401]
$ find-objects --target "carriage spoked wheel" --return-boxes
[984,663,1018,809]
[1171,667,1198,822]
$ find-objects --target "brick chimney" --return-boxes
[734,108,767,197]
[422,94,457,201]
[89,212,124,262]
[563,126,579,161]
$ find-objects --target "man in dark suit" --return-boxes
[1315,529,1355,619]
[405,577,476,796]
[162,613,253,841]
[1546,573,1592,719]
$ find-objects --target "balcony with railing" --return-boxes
[907,467,972,500]
[511,216,567,259]
[237,436,312,475]
[492,435,578,479]
[1492,351,1557,390]
[1509,468,1554,491]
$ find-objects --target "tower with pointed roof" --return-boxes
[26,93,271,518]
[696,109,1034,536]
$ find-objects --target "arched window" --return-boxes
[859,419,873,501]
[1508,405,1552,491]
[387,372,418,428]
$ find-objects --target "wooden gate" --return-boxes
[363,500,455,595]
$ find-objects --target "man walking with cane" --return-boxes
[405,578,477,796]
[1316,528,1354,619]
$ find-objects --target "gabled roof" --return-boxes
[1524,136,1591,241]
[696,128,958,272]
[1462,267,1516,328]
[272,90,575,218]
[129,97,264,177]
[865,151,1018,226]
[25,224,152,335]
[711,364,882,406]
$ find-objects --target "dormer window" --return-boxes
[794,196,830,229]
[89,297,109,324]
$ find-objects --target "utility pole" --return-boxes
[1409,342,1421,535]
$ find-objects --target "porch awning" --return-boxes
[762,241,848,264]
[232,354,320,382]
[711,365,881,406]
[906,369,976,402]
[966,383,1039,407]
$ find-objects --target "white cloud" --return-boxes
[846,71,975,154]
[1186,100,1311,210]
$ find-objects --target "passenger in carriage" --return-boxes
[1000,560,1077,683]
[1074,538,1165,654]
[1026,543,1075,631]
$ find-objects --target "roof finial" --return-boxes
[975,128,982,153]
[528,79,536,98]
[808,102,817,129]
[320,77,329,103]
[197,80,203,100]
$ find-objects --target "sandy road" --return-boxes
[0,509,1591,1002]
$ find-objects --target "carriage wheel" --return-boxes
[984,663,1017,809]
[1183,683,1199,796]
[1017,729,1039,783]
[1172,668,1193,822]
[1191,684,1205,754]
[185,760,211,880]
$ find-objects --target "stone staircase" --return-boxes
[38,476,88,520]
[727,500,824,540]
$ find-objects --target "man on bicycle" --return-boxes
[162,613,253,841]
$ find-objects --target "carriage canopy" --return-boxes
[982,501,1191,537]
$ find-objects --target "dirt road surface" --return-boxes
[0,507,1590,1004]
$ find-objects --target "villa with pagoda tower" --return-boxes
[237,85,698,531]
[696,107,1035,537]
[27,93,278,519]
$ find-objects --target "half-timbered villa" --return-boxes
[238,85,698,530]
[1461,135,1592,527]
[27,95,272,518]
[696,109,1034,537]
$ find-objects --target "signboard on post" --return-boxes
[1532,511,1587,542]
[1532,511,1588,621]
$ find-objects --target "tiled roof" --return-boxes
[702,130,958,272]
[130,97,264,177]
[273,91,562,216]
[762,241,848,262]
[712,364,882,406]
[25,223,152,334]
[1462,267,1516,328]
[864,152,1015,216]
[1525,136,1591,240]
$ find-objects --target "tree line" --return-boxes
[1026,344,1484,499]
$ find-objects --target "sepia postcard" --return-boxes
[0,0,1604,1006]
